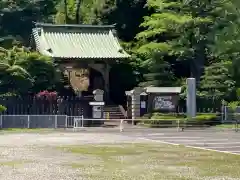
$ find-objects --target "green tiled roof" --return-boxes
[32,23,130,59]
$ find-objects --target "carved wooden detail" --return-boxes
[64,68,90,92]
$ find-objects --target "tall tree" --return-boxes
[55,0,106,24]
[209,0,240,89]
[0,47,33,95]
[200,61,235,101]
[140,52,175,87]
[76,0,82,23]
[0,0,59,45]
[99,0,148,41]
[0,47,61,95]
[136,0,228,83]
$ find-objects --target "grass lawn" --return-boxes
[216,124,237,129]
[0,160,30,167]
[0,128,57,134]
[58,143,240,180]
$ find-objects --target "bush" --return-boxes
[187,113,220,126]
[150,112,185,119]
[141,113,185,128]
[0,105,6,113]
[141,113,220,128]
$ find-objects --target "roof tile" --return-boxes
[32,23,130,59]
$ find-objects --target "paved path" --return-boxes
[127,129,240,154]
[69,125,240,154]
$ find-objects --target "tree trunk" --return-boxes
[191,42,205,87]
[64,0,68,23]
[76,0,81,23]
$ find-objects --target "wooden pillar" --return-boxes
[104,63,110,101]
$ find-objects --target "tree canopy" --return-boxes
[0,0,239,107]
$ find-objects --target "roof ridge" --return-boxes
[35,22,115,29]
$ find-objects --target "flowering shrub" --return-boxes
[36,90,57,100]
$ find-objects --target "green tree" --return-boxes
[55,0,106,24]
[99,0,147,41]
[140,52,175,87]
[211,0,240,57]
[20,52,61,94]
[199,61,235,100]
[0,0,59,45]
[0,46,60,95]
[0,47,33,95]
[210,0,240,89]
[136,0,228,83]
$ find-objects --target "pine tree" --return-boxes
[136,0,228,82]
[140,52,175,87]
[200,61,235,100]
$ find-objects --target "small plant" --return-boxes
[228,101,239,111]
[228,101,240,128]
[36,90,57,100]
[0,105,6,113]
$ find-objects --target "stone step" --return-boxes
[103,105,127,119]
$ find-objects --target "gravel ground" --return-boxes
[0,132,143,180]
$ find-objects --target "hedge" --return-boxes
[140,113,220,128]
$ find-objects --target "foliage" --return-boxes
[0,0,59,45]
[0,0,240,107]
[19,52,60,93]
[199,60,235,100]
[228,101,240,111]
[0,47,33,95]
[135,0,234,85]
[0,105,7,113]
[55,0,107,24]
[140,52,175,87]
[143,113,219,128]
[150,112,185,119]
[0,46,59,96]
[191,114,218,122]
[36,90,58,100]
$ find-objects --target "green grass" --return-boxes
[0,128,56,134]
[0,160,29,167]
[57,143,240,180]
[216,124,236,128]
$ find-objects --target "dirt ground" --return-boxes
[0,132,143,180]
[0,131,239,180]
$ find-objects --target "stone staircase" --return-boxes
[103,105,126,120]
[102,105,127,127]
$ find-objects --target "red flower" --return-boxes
[36,91,57,100]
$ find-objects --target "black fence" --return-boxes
[0,96,93,118]
[1,115,67,129]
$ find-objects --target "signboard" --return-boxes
[93,106,102,118]
[153,96,175,110]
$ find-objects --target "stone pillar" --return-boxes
[131,87,144,120]
[186,78,196,118]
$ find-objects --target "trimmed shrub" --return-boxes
[141,114,185,128]
[141,113,220,128]
[186,113,220,126]
[194,114,218,121]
